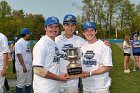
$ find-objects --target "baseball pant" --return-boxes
[83,89,110,93]
[0,71,5,93]
[59,85,78,93]
[16,70,32,88]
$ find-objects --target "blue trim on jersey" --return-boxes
[33,65,43,67]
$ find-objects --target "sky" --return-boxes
[3,0,140,23]
[4,0,83,23]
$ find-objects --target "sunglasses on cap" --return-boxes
[64,18,76,22]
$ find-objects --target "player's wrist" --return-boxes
[89,71,92,77]
[57,75,60,81]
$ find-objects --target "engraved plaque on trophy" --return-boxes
[66,47,83,78]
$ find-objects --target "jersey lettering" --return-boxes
[53,47,60,64]
[83,50,97,67]
[83,60,96,65]
[60,44,73,59]
[26,44,31,53]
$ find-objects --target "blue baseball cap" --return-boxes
[45,16,59,26]
[82,21,96,30]
[133,34,138,37]
[14,37,19,42]
[20,28,32,34]
[63,14,77,25]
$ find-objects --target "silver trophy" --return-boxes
[66,47,83,78]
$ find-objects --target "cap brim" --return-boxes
[46,22,60,26]
[83,27,96,30]
[63,22,76,24]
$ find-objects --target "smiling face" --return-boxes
[63,23,76,38]
[83,28,97,43]
[44,24,60,40]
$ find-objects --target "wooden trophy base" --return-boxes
[66,73,85,78]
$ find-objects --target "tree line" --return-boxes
[78,0,140,39]
[0,0,140,40]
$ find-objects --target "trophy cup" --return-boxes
[66,47,83,78]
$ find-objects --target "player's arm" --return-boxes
[89,45,113,76]
[131,41,140,48]
[83,66,112,77]
[132,44,138,47]
[89,66,112,76]
[123,42,131,49]
[1,53,8,76]
[3,53,8,70]
[123,45,129,49]
[33,66,67,81]
[17,54,27,73]
[1,35,10,76]
[123,45,131,49]
[134,44,140,47]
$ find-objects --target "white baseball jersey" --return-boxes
[33,35,60,93]
[123,41,131,54]
[81,40,113,92]
[55,34,86,87]
[0,33,10,93]
[15,38,32,71]
[0,33,10,70]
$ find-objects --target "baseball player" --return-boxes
[55,14,86,93]
[32,16,68,93]
[81,21,113,93]
[0,33,10,93]
[15,28,32,93]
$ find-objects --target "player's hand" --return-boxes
[82,71,90,78]
[23,67,27,73]
[58,74,68,81]
[104,40,110,46]
[1,68,7,77]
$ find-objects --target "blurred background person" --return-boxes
[10,37,19,79]
[131,34,140,71]
[15,28,32,93]
[123,35,131,73]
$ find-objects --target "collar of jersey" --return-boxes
[42,35,55,42]
[62,34,74,40]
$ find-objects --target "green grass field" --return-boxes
[110,44,140,93]
[5,44,140,93]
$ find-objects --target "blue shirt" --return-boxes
[131,40,140,53]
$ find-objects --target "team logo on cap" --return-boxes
[86,22,91,27]
[52,17,58,22]
[65,16,73,21]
